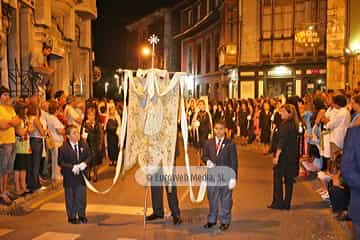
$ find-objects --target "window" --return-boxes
[214,33,220,71]
[187,46,193,73]
[205,38,211,73]
[197,44,202,74]
[187,10,193,26]
[197,3,202,21]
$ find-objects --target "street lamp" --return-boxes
[142,46,151,57]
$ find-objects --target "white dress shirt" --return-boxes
[326,107,351,149]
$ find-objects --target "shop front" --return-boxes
[238,63,327,99]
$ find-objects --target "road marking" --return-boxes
[0,228,14,237]
[32,232,80,240]
[40,203,153,216]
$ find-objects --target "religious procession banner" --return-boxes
[83,69,206,203]
[123,69,180,177]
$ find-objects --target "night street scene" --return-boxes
[1,0,360,239]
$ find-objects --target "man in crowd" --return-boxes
[0,86,21,204]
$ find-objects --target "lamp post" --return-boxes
[148,34,160,69]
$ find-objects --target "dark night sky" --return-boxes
[93,0,180,71]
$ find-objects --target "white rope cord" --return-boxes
[82,70,131,194]
[179,78,207,203]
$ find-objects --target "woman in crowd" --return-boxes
[259,101,272,154]
[193,99,212,151]
[14,103,31,196]
[238,100,249,145]
[247,99,256,144]
[187,99,196,145]
[81,106,104,182]
[27,103,47,192]
[269,100,282,155]
[224,102,235,138]
[213,102,224,123]
[268,104,299,210]
[64,96,82,130]
[47,100,65,181]
[105,102,121,166]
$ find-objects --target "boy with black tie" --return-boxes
[58,125,90,224]
[202,120,238,231]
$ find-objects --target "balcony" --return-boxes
[75,0,97,20]
[219,44,237,68]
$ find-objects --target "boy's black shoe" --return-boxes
[79,217,88,224]
[145,214,164,221]
[219,224,230,231]
[203,222,216,229]
[68,218,80,224]
[173,216,182,225]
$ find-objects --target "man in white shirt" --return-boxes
[322,94,351,166]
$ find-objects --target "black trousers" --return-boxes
[64,185,87,219]
[328,183,350,213]
[27,138,43,190]
[270,131,279,155]
[150,169,180,217]
[272,163,296,209]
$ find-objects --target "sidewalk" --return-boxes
[0,179,63,216]
[0,162,111,216]
[298,169,355,240]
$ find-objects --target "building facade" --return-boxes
[0,0,97,98]
[237,0,327,99]
[128,0,360,100]
[128,0,235,101]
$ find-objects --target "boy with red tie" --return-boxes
[58,125,90,224]
[202,120,238,231]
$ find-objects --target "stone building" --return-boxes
[127,0,235,101]
[0,0,97,98]
[128,0,360,100]
[238,0,327,99]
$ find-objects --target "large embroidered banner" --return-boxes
[124,70,180,177]
[83,69,206,203]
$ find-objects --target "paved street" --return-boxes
[0,143,348,240]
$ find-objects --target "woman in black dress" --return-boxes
[238,100,249,145]
[187,99,196,145]
[224,102,235,138]
[195,99,212,151]
[213,103,224,123]
[268,104,299,210]
[105,104,120,166]
[81,106,104,182]
[259,101,272,153]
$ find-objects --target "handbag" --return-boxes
[45,136,56,150]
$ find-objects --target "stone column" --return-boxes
[20,6,33,94]
[7,3,21,96]
[327,0,347,90]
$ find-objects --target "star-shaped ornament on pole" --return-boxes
[148,34,160,69]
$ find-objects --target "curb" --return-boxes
[0,163,111,215]
[301,176,354,240]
